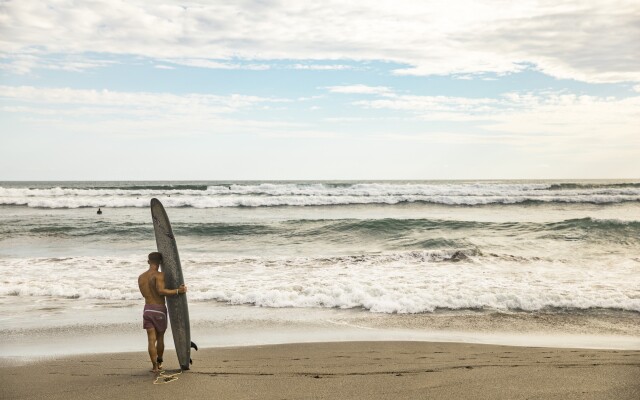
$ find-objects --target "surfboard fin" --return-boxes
[191,341,198,351]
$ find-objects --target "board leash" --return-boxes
[153,370,182,384]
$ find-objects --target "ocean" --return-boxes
[1,180,639,357]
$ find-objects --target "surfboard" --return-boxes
[150,198,196,370]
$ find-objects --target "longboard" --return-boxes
[150,198,196,370]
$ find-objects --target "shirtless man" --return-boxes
[138,252,187,373]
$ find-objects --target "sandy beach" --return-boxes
[2,341,639,400]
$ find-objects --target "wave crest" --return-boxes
[2,181,640,208]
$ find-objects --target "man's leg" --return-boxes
[156,331,165,369]
[146,328,159,373]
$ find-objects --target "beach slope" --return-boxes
[2,341,639,400]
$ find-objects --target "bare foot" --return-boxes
[157,357,163,370]
[150,368,161,374]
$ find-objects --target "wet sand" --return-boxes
[2,341,639,399]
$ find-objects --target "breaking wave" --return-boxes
[1,181,640,208]
[2,251,638,313]
[5,217,639,247]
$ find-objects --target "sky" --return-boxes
[1,0,639,180]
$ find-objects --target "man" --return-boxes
[138,252,187,373]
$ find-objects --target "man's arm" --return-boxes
[155,272,187,296]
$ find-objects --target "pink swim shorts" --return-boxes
[143,304,168,333]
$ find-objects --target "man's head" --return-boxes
[148,252,163,267]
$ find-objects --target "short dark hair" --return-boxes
[148,252,163,265]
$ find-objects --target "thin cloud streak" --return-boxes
[0,85,289,112]
[325,85,394,96]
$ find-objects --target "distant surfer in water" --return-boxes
[97,208,102,215]
[138,252,187,373]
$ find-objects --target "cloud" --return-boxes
[373,132,528,145]
[325,85,393,96]
[316,80,640,155]
[1,1,638,82]
[165,58,270,70]
[356,95,498,112]
[0,85,298,136]
[0,53,40,74]
[459,2,640,84]
[0,85,286,110]
[348,88,640,150]
[291,64,352,71]
[0,53,117,74]
[486,93,640,139]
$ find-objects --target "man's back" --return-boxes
[138,270,165,305]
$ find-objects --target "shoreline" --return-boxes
[2,303,639,360]
[3,341,639,399]
[2,304,639,360]
[3,328,639,364]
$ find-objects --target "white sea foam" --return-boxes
[2,252,638,313]
[1,183,639,208]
